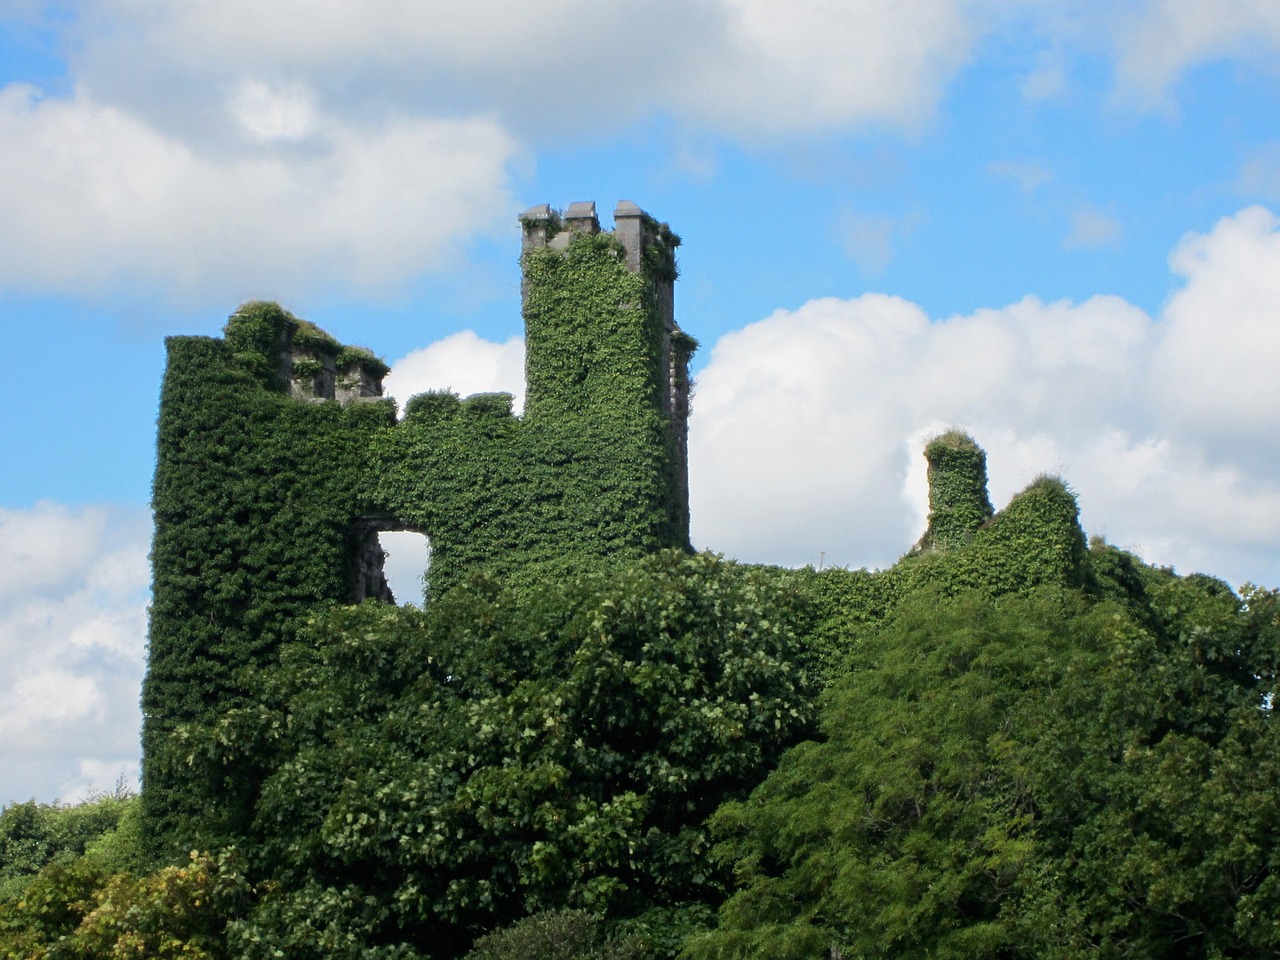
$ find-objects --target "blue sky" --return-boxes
[3,0,1280,804]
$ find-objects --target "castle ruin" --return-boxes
[141,202,695,839]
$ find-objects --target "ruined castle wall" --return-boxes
[142,205,697,847]
[374,203,693,597]
[142,302,397,845]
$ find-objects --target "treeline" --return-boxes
[4,480,1280,957]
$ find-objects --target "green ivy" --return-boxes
[748,442,1092,683]
[145,231,694,853]
[373,231,689,598]
[143,302,397,855]
[915,430,995,551]
[337,345,390,378]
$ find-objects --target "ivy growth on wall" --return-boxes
[769,436,1092,681]
[375,232,689,598]
[144,224,695,852]
[143,302,398,850]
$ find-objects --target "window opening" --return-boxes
[378,530,431,608]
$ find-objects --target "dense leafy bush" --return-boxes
[462,909,646,960]
[0,851,248,959]
[0,791,139,902]
[177,550,812,957]
[686,573,1280,959]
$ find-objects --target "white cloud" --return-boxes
[689,205,1280,588]
[0,503,149,804]
[10,0,1279,304]
[1239,142,1280,201]
[385,331,526,414]
[837,209,925,275]
[1064,206,1123,249]
[0,671,105,736]
[1112,0,1280,108]
[1021,45,1068,102]
[988,159,1053,194]
[1149,206,1280,449]
[228,80,317,142]
[0,500,108,596]
[676,0,977,134]
[71,0,1280,141]
[57,759,139,803]
[67,0,980,140]
[0,83,520,300]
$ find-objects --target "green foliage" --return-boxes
[183,551,812,958]
[148,228,693,850]
[758,470,1092,684]
[0,851,249,959]
[688,588,1077,960]
[222,301,293,387]
[144,308,397,854]
[337,345,391,379]
[291,357,325,381]
[143,272,1280,960]
[0,858,109,956]
[71,851,248,960]
[896,473,1091,597]
[915,430,994,551]
[374,232,689,598]
[463,909,646,960]
[0,793,138,902]
[688,575,1280,959]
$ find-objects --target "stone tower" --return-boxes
[518,200,694,540]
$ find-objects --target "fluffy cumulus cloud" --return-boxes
[58,0,1280,141]
[1112,0,1280,106]
[384,207,1280,589]
[68,0,978,138]
[0,502,150,804]
[691,205,1280,586]
[674,0,975,133]
[4,0,975,300]
[0,82,520,299]
[7,0,1279,302]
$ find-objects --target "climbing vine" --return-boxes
[143,302,397,852]
[145,233,694,851]
[373,232,689,597]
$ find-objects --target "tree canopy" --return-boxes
[687,558,1280,959]
[7,437,1280,959]
[178,550,813,958]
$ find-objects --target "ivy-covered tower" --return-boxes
[519,200,694,542]
[141,202,696,850]
[372,200,696,596]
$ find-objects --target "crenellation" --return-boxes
[555,200,600,248]
[519,203,559,253]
